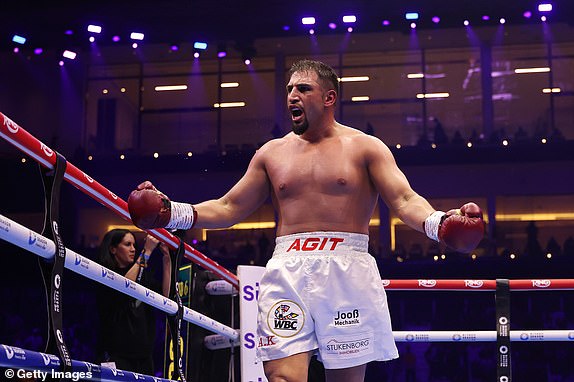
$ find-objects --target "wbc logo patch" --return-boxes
[267,300,305,338]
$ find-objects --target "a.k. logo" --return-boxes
[267,300,304,338]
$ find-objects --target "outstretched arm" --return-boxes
[364,135,483,252]
[365,136,434,233]
[128,147,271,231]
[194,149,271,228]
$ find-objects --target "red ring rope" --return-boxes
[382,278,574,290]
[0,112,239,288]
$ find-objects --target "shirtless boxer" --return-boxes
[128,59,484,382]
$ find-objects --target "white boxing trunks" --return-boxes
[256,231,399,369]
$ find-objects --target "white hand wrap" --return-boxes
[424,211,446,242]
[166,201,196,230]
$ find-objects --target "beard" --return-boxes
[292,119,309,135]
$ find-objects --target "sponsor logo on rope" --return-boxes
[453,333,477,341]
[28,231,48,250]
[0,216,10,232]
[532,279,551,288]
[405,333,430,342]
[3,345,15,359]
[3,116,19,133]
[41,143,54,157]
[464,280,484,288]
[40,352,52,365]
[381,279,391,287]
[109,191,118,199]
[85,174,94,183]
[286,237,344,252]
[418,279,437,288]
[333,309,361,327]
[568,332,574,340]
[267,300,304,337]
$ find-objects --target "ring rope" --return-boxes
[0,213,239,341]
[0,112,239,288]
[382,279,574,290]
[0,343,176,382]
[393,330,574,342]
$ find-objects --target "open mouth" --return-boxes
[290,107,303,121]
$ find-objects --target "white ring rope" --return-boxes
[0,214,239,341]
[0,344,175,382]
[393,330,574,342]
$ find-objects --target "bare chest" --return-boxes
[266,143,366,198]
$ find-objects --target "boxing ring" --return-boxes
[1,111,573,382]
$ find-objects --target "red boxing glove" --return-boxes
[424,202,484,253]
[128,181,172,229]
[438,202,484,253]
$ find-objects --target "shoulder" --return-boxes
[252,135,295,160]
[339,125,389,150]
[338,126,396,164]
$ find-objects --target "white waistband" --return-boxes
[273,231,369,255]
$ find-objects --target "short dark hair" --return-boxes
[288,59,340,95]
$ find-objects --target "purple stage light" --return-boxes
[523,11,532,18]
[382,20,390,26]
[432,16,440,24]
[329,22,337,29]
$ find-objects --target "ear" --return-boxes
[324,89,337,107]
[110,246,117,255]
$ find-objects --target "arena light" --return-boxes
[130,32,144,41]
[193,41,208,50]
[351,96,370,102]
[542,87,561,93]
[416,92,450,99]
[432,16,440,24]
[339,76,370,82]
[342,15,357,23]
[405,12,419,20]
[62,50,77,60]
[213,102,246,108]
[514,67,550,73]
[302,17,316,25]
[217,43,227,58]
[12,35,26,44]
[538,3,552,12]
[87,24,102,34]
[154,85,188,91]
[220,82,239,88]
[407,73,425,79]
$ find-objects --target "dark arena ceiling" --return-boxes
[2,0,573,52]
